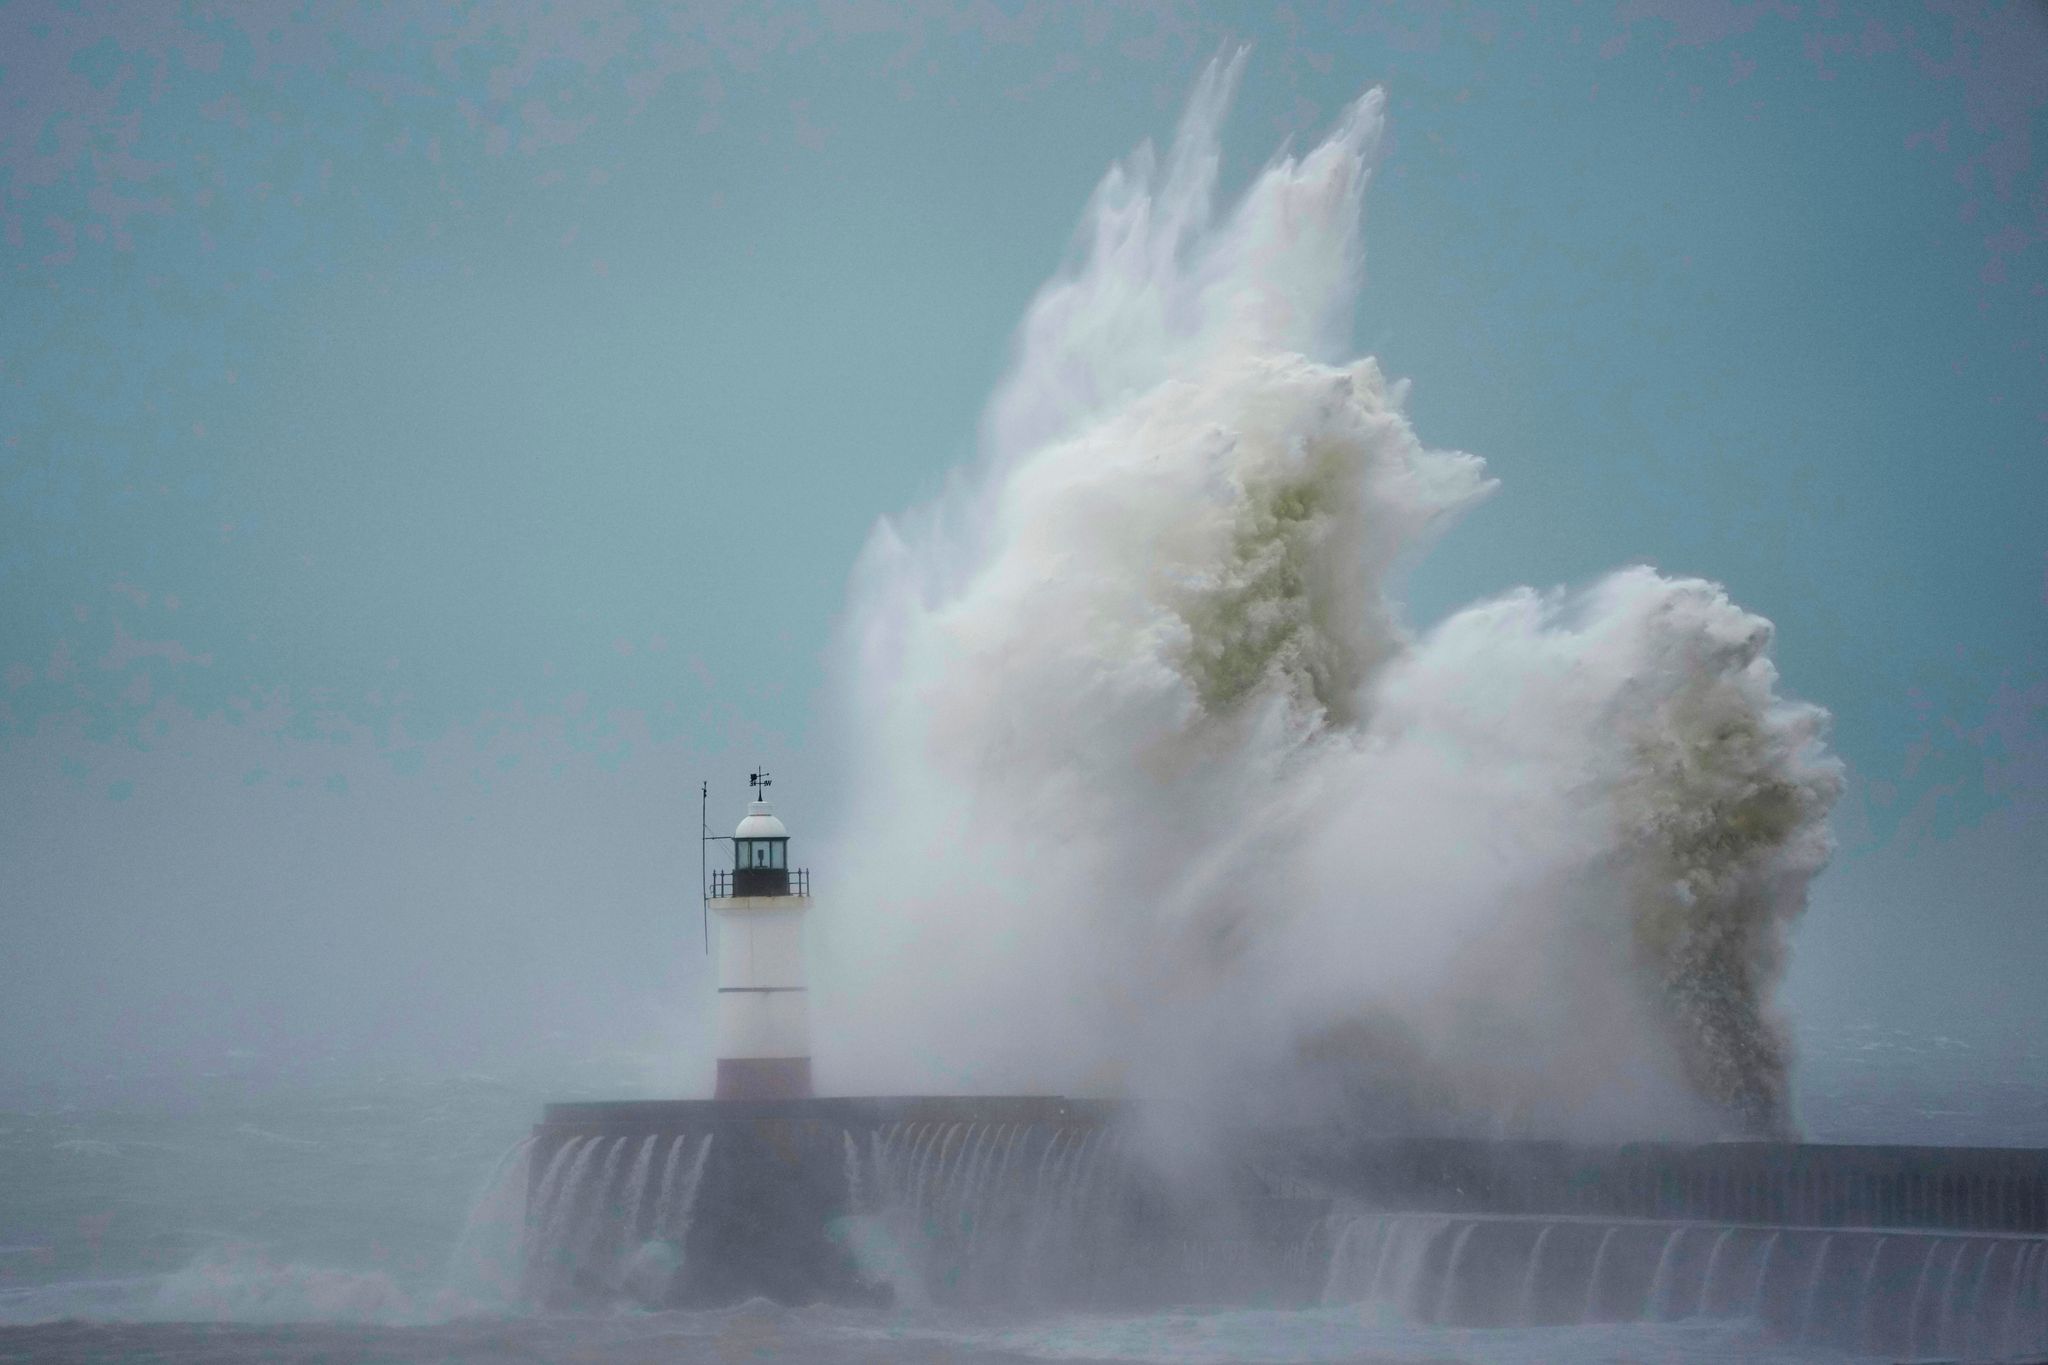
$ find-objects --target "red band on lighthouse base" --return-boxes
[715,1056,813,1101]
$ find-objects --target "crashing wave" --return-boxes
[817,54,1840,1142]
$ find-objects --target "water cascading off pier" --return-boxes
[517,1093,2048,1356]
[1318,1213,2048,1355]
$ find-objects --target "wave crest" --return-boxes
[818,58,1839,1142]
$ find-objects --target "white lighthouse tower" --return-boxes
[706,773,813,1100]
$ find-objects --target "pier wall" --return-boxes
[1293,1136,2048,1233]
[527,1097,2048,1310]
[527,1097,1108,1306]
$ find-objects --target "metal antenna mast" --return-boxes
[699,780,709,953]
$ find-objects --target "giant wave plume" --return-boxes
[815,54,1841,1147]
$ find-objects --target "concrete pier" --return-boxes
[527,1097,1110,1306]
[527,1096,2048,1315]
[1288,1135,2048,1233]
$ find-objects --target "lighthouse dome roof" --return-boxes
[734,801,788,839]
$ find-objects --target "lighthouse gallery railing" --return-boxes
[708,868,809,898]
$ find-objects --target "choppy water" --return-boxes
[0,1307,1846,1365]
[0,1072,536,1328]
[1,1029,2044,1363]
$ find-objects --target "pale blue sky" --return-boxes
[2,2,2043,1097]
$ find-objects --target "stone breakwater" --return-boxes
[524,1097,2048,1354]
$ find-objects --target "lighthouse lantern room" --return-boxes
[706,772,813,1101]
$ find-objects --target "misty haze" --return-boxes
[3,5,2045,1364]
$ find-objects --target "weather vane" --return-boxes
[750,769,771,800]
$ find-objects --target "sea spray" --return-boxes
[441,1136,534,1310]
[817,55,1839,1143]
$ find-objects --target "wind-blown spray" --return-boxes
[817,55,1840,1141]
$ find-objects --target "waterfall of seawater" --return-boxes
[1937,1238,1976,1352]
[1432,1222,1477,1323]
[665,1134,713,1242]
[1644,1225,1687,1321]
[1793,1232,1834,1342]
[1696,1225,1739,1316]
[2007,1245,2041,1357]
[525,1134,597,1295]
[517,1132,714,1307]
[652,1134,687,1234]
[844,1120,1180,1306]
[441,1136,535,1309]
[571,1137,630,1267]
[1852,1236,1886,1350]
[1581,1225,1619,1323]
[1515,1223,1552,1323]
[1310,1210,2048,1353]
[618,1136,656,1244]
[1309,1213,1450,1315]
[1749,1229,1783,1318]
[1906,1239,1945,1351]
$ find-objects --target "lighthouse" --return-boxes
[706,774,813,1100]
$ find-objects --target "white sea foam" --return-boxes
[816,55,1840,1143]
[52,1138,121,1157]
[963,1308,1813,1365]
[0,1254,418,1327]
[150,1249,415,1324]
[440,1135,533,1311]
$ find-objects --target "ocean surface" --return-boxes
[2,1024,2044,1364]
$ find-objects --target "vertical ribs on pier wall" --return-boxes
[1290,1138,2048,1233]
[525,1097,2048,1329]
